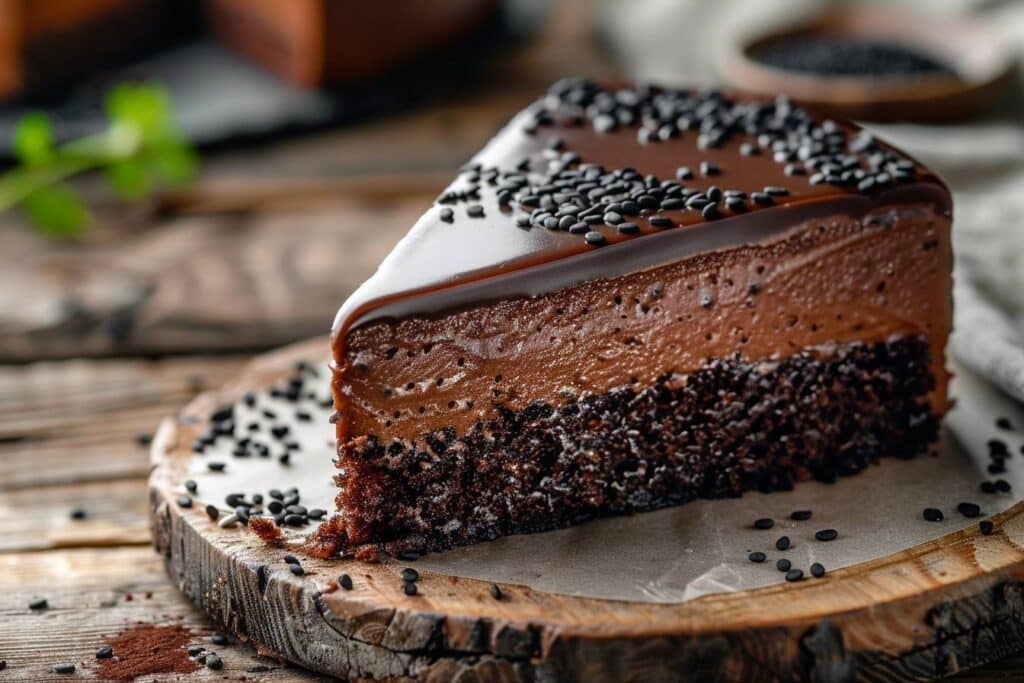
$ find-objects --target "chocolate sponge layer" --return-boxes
[322,336,938,556]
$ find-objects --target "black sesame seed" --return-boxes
[748,551,766,563]
[814,528,838,541]
[177,495,193,508]
[603,211,622,225]
[981,481,998,494]
[725,196,747,212]
[403,581,418,596]
[308,508,326,520]
[649,215,673,228]
[53,663,76,674]
[211,633,229,646]
[785,569,804,582]
[957,502,982,518]
[96,645,114,659]
[339,574,353,590]
[987,439,1008,455]
[290,564,305,576]
[790,510,812,521]
[467,205,485,218]
[439,208,454,223]
[754,518,774,530]
[675,166,693,180]
[701,203,721,220]
[617,222,639,234]
[70,507,87,520]
[996,479,1012,492]
[776,558,791,572]
[284,554,300,565]
[207,461,226,472]
[185,479,198,493]
[401,567,420,582]
[810,562,826,578]
[210,405,234,423]
[923,508,944,522]
[996,417,1013,430]
[206,505,220,521]
[980,520,995,535]
[776,536,791,551]
[135,432,153,447]
[584,231,606,246]
[700,161,720,176]
[206,654,223,670]
[29,597,48,610]
[763,186,789,196]
[490,584,503,600]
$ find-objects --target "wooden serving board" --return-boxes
[149,336,1024,681]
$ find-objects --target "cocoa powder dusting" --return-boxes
[249,516,286,546]
[96,623,198,681]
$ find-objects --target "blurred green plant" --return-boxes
[0,83,198,238]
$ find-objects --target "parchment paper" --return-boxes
[186,363,1024,604]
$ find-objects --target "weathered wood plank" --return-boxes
[0,479,149,552]
[0,355,248,490]
[0,200,418,362]
[0,547,327,681]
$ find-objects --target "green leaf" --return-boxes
[106,160,150,199]
[149,141,198,185]
[0,80,198,239]
[104,83,176,142]
[14,112,54,166]
[22,185,89,237]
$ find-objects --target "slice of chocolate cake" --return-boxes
[315,78,952,558]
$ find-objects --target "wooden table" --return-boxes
[0,1,1020,679]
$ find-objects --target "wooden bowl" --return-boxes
[715,6,1016,122]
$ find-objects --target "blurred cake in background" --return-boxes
[202,0,500,88]
[0,0,192,102]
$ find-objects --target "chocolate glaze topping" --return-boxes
[332,78,950,339]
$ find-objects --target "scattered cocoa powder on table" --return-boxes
[96,623,198,681]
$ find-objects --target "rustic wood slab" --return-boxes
[148,336,1024,682]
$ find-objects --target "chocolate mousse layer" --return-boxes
[318,80,953,558]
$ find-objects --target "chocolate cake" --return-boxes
[202,0,499,88]
[0,0,185,102]
[317,78,952,558]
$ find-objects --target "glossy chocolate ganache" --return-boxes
[317,79,952,556]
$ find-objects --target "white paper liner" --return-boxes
[186,363,1024,604]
